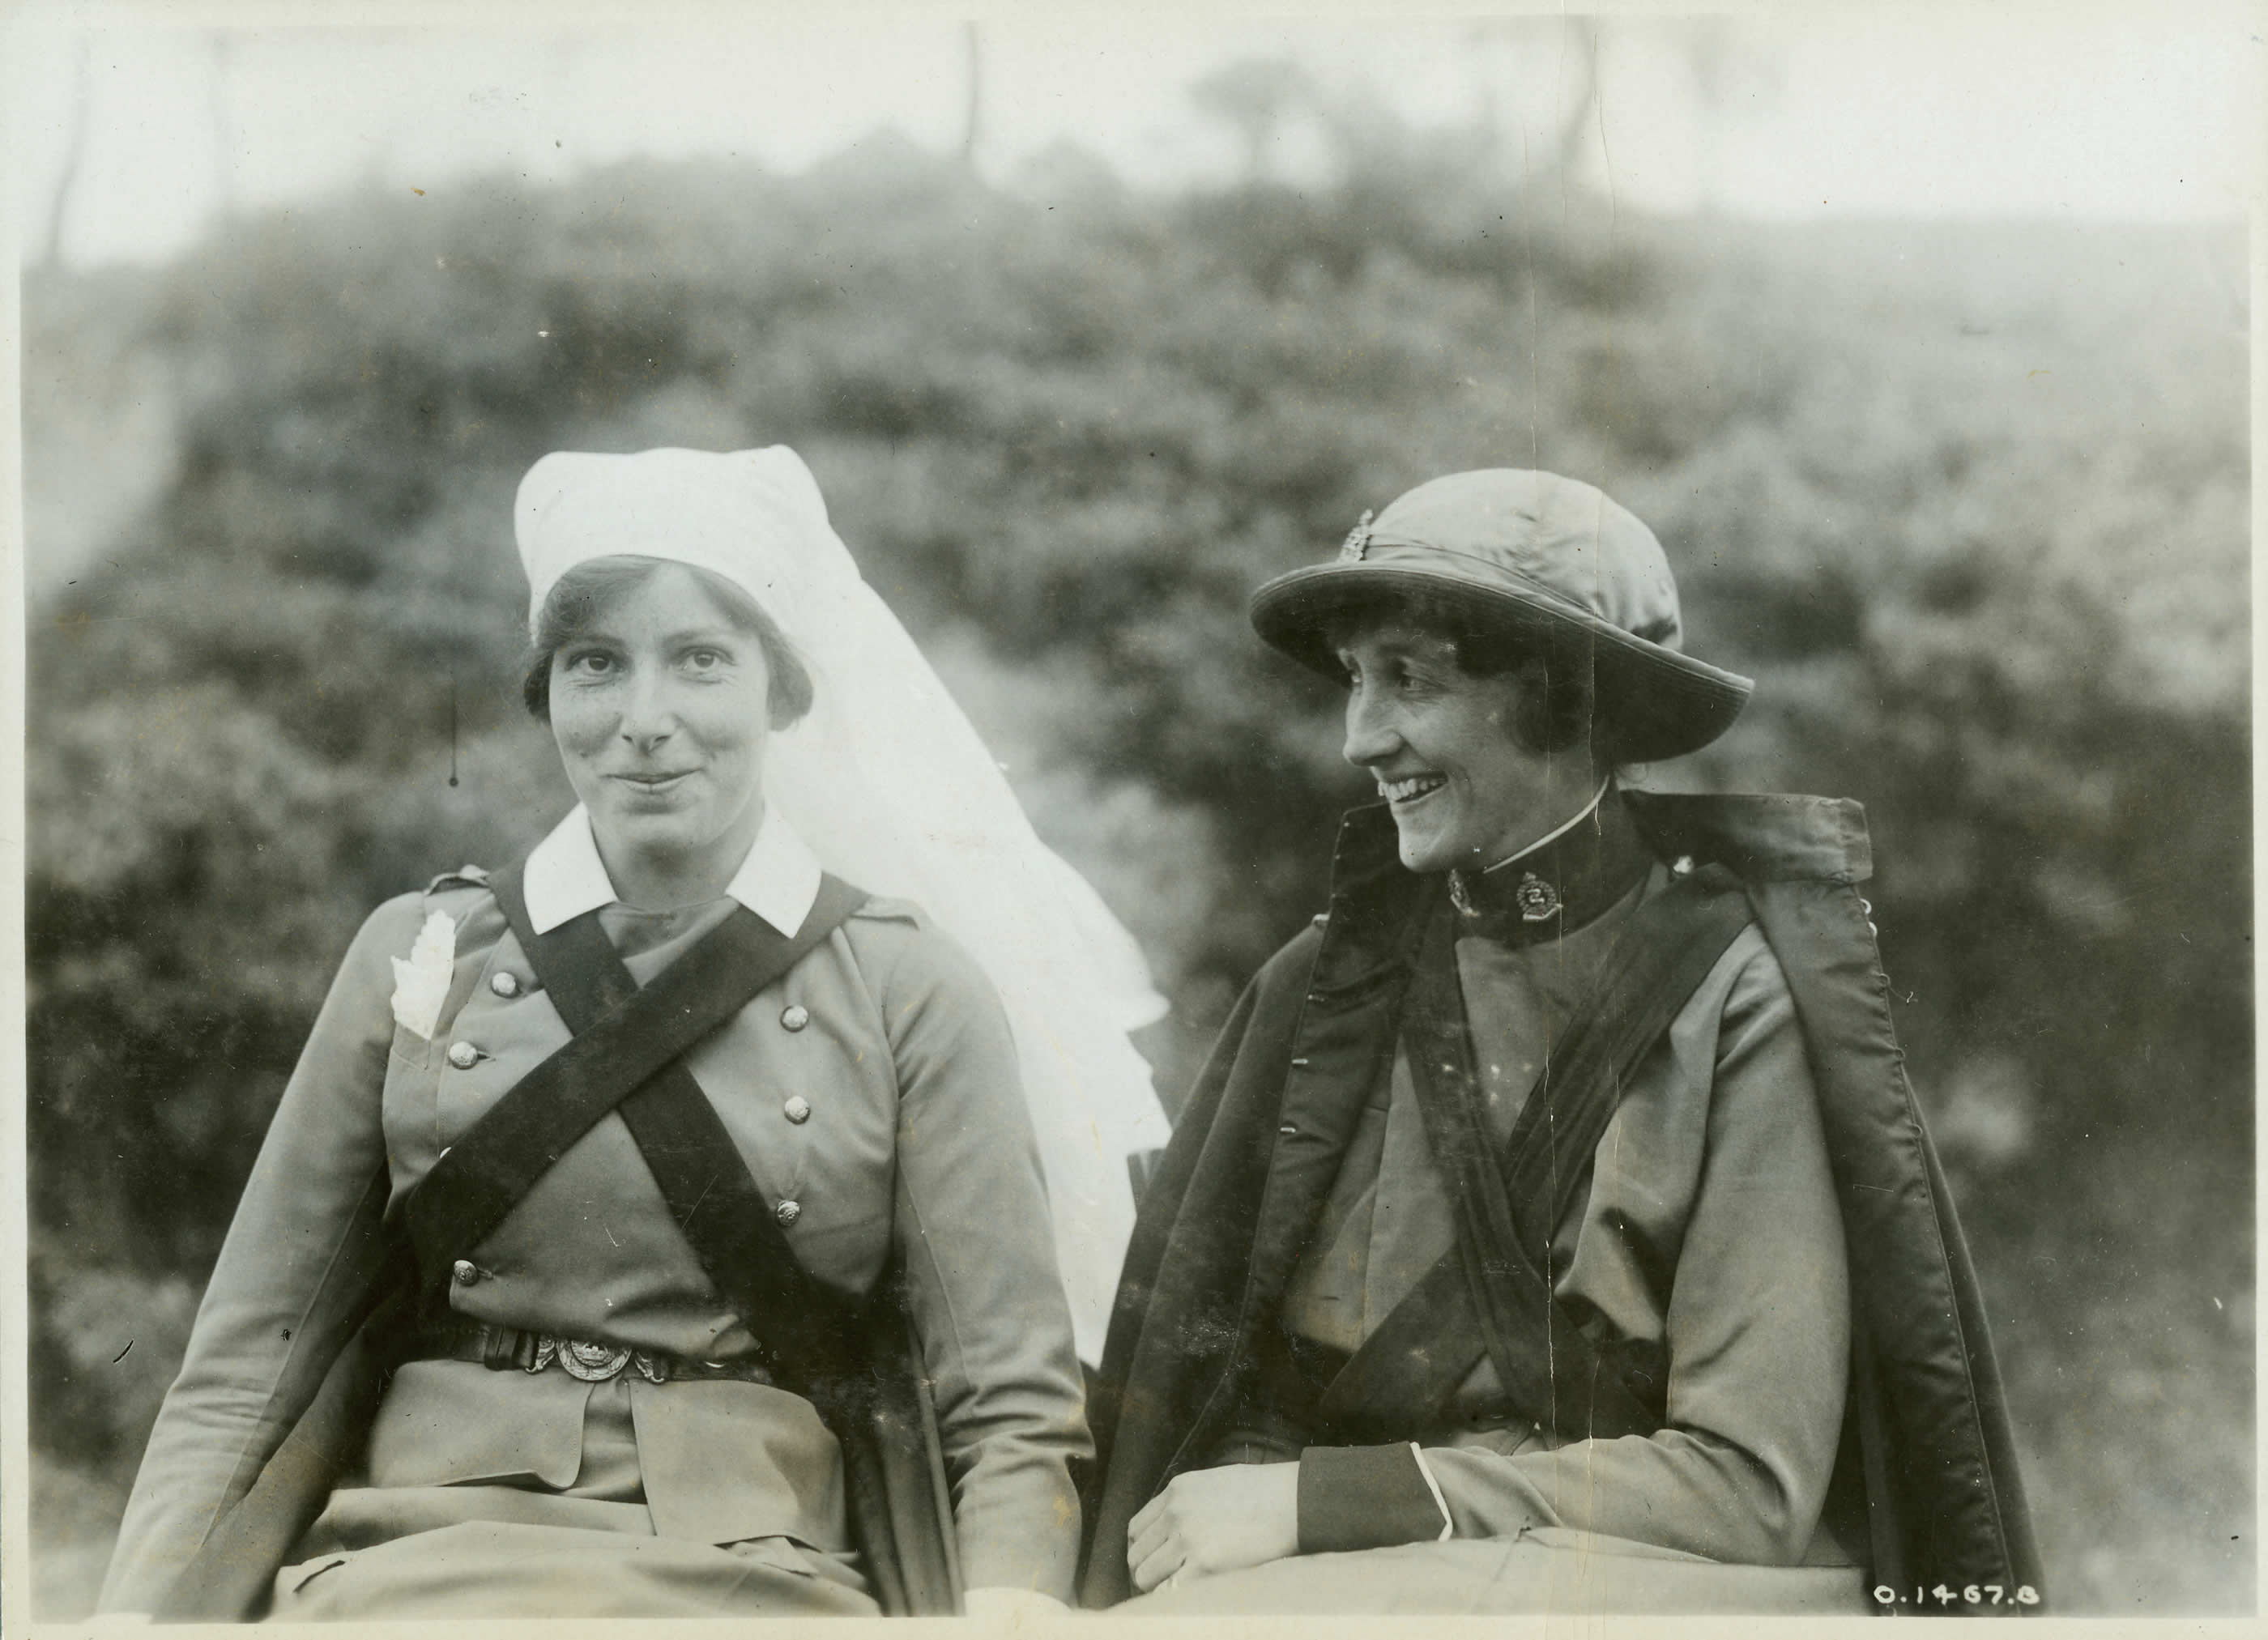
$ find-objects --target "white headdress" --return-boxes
[516,446,1170,1358]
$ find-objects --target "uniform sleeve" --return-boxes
[97,894,424,1614]
[1301,939,1852,1567]
[873,922,1093,1600]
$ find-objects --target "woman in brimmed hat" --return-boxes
[1081,470,2038,1614]
[100,447,1168,1621]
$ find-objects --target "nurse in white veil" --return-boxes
[516,445,1172,1357]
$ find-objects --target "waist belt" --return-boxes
[416,1320,776,1386]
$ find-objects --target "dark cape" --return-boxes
[1080,790,2041,1612]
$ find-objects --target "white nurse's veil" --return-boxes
[517,445,1171,1360]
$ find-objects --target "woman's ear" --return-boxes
[522,655,553,721]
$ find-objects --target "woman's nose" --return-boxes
[617,675,676,748]
[1342,693,1399,769]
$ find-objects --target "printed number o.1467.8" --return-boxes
[1873,1584,2040,1607]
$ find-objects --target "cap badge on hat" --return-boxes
[1338,509,1375,562]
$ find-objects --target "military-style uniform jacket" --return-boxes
[102,807,1090,1615]
[1082,792,2040,1611]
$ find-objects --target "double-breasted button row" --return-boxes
[452,1259,481,1286]
[775,1003,811,1123]
[774,1199,801,1226]
[446,1041,484,1071]
[489,970,523,999]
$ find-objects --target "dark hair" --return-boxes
[521,556,815,727]
[1319,588,1605,758]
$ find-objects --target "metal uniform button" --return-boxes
[774,1199,802,1226]
[782,1096,812,1125]
[451,1259,480,1287]
[489,971,522,999]
[780,1004,810,1032]
[446,1041,481,1070]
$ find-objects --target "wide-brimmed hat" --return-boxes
[1249,469,1752,761]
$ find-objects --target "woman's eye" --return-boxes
[683,648,727,672]
[567,650,616,676]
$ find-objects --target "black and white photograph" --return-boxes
[6,2,2255,1625]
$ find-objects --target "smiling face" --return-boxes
[1336,617,1600,875]
[548,563,774,909]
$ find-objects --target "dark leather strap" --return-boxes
[403,867,866,1301]
[1315,869,1754,1441]
[479,864,959,1615]
[162,862,965,1621]
[469,864,868,1363]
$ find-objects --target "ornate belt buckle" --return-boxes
[556,1338,633,1382]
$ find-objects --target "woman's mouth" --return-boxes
[614,770,695,796]
[1379,773,1447,806]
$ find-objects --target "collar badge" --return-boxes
[1339,509,1375,561]
[1515,871,1562,922]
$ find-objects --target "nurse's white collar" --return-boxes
[522,803,824,937]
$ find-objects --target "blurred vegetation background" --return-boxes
[22,73,2249,1618]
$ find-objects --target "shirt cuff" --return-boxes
[1410,1444,1456,1540]
[1296,1443,1456,1554]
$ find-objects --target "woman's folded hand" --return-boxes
[1127,1461,1300,1593]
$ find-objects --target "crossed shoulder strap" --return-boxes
[164,862,972,1622]
[403,865,869,1368]
[416,866,959,1614]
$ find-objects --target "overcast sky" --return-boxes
[7,4,2260,269]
